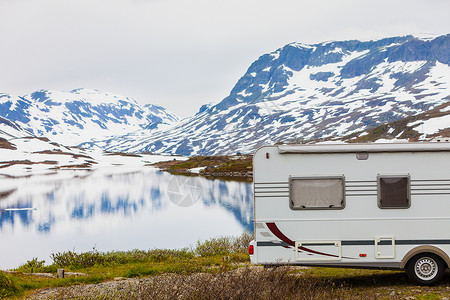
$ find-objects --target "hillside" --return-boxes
[0,89,178,146]
[343,101,450,143]
[0,118,182,179]
[93,34,450,155]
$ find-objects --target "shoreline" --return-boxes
[151,155,253,181]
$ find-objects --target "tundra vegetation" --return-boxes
[152,155,253,180]
[2,233,450,299]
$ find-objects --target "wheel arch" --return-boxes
[401,246,450,269]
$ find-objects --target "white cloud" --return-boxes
[0,0,449,117]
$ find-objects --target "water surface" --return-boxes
[0,167,253,269]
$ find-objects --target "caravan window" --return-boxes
[378,175,410,209]
[289,176,345,210]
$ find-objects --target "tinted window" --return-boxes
[378,175,410,208]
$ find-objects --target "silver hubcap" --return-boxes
[415,257,438,281]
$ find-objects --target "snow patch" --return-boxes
[189,166,206,174]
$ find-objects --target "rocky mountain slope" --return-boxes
[342,101,450,143]
[1,35,449,156]
[93,34,450,155]
[0,88,178,146]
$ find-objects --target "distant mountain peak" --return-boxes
[0,89,178,146]
[94,34,450,156]
[1,34,449,156]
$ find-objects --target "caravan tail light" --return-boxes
[249,245,254,255]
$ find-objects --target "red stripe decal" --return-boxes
[266,222,340,259]
[266,222,295,247]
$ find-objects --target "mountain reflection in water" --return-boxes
[0,168,253,269]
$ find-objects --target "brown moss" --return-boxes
[52,163,93,169]
[0,137,16,150]
[153,155,253,179]
[0,160,58,169]
[32,149,93,160]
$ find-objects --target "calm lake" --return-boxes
[0,167,253,269]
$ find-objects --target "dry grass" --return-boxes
[18,265,450,299]
[11,233,450,299]
[23,267,337,300]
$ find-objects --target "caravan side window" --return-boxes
[377,175,410,209]
[289,176,345,210]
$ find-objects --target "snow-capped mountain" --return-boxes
[0,88,178,146]
[0,116,31,140]
[0,114,185,178]
[98,34,450,155]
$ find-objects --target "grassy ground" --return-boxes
[12,266,450,299]
[1,234,252,299]
[3,233,450,299]
[300,267,450,299]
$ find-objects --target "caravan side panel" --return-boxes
[251,144,450,269]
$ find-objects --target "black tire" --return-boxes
[406,253,446,286]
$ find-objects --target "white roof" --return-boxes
[278,142,450,154]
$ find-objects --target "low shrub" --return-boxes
[195,237,233,257]
[195,232,253,257]
[0,271,19,298]
[16,257,47,273]
[231,231,253,253]
[51,248,105,268]
[51,247,195,268]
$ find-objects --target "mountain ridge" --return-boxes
[1,34,449,156]
[0,88,178,146]
[92,34,449,155]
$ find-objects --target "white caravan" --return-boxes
[249,142,450,285]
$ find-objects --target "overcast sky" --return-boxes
[0,0,449,118]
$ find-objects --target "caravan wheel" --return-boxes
[406,253,445,286]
